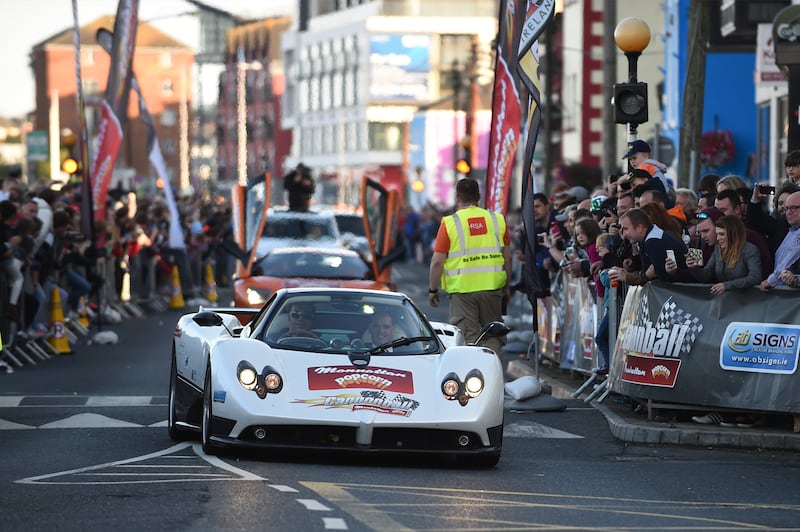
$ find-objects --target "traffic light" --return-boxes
[613,82,648,125]
[455,158,471,176]
[61,156,80,175]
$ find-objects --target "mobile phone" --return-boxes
[666,249,676,263]
[758,184,776,195]
[550,221,561,236]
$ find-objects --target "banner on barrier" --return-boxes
[608,282,800,412]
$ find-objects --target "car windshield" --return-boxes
[263,293,439,355]
[256,251,370,280]
[334,214,365,236]
[263,217,337,240]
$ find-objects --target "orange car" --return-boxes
[229,176,403,308]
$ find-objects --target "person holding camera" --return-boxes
[284,163,315,212]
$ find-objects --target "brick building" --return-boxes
[30,15,194,189]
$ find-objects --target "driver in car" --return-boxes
[279,302,320,339]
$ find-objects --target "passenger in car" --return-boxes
[362,310,400,346]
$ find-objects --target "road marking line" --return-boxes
[302,482,413,532]
[322,517,348,530]
[297,499,333,511]
[269,484,299,492]
[39,413,143,429]
[0,397,23,407]
[194,443,268,481]
[16,442,268,485]
[86,396,156,407]
[503,421,583,439]
[0,419,35,430]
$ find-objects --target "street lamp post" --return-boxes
[613,17,651,142]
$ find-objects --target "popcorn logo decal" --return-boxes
[651,365,671,379]
[308,366,414,393]
[619,294,703,388]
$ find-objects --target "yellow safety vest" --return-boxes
[441,206,507,293]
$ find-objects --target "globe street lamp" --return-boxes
[613,17,651,142]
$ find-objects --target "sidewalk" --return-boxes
[506,357,800,452]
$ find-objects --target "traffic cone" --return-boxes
[204,262,218,303]
[168,265,185,309]
[77,296,90,329]
[48,288,73,355]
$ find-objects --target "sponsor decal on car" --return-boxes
[293,390,420,417]
[308,365,414,393]
[213,390,227,403]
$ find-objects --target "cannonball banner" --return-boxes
[607,282,800,412]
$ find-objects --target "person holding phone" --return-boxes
[609,208,687,286]
[671,215,761,295]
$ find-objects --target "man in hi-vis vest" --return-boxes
[428,178,511,355]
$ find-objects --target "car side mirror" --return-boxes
[473,321,511,346]
[193,311,224,327]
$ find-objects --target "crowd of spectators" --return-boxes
[0,170,233,373]
[516,144,800,427]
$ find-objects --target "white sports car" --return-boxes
[169,287,508,466]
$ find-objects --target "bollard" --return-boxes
[77,296,90,329]
[168,265,185,309]
[48,288,73,355]
[204,262,218,303]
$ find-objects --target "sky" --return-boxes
[0,0,294,118]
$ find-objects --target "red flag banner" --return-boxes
[485,0,524,215]
[97,28,185,250]
[90,0,139,220]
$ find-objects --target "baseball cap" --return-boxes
[555,204,575,222]
[622,139,651,159]
[555,186,589,202]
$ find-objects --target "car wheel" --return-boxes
[168,349,193,441]
[201,365,220,455]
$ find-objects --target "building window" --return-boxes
[368,122,402,151]
[83,49,95,66]
[161,108,176,127]
[160,52,173,68]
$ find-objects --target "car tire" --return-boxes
[201,365,221,455]
[168,349,193,441]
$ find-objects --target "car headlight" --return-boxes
[441,372,461,399]
[464,370,484,398]
[237,361,258,390]
[246,287,268,305]
[263,367,283,392]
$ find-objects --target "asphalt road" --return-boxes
[2,262,800,531]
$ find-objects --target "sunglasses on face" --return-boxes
[290,311,313,320]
